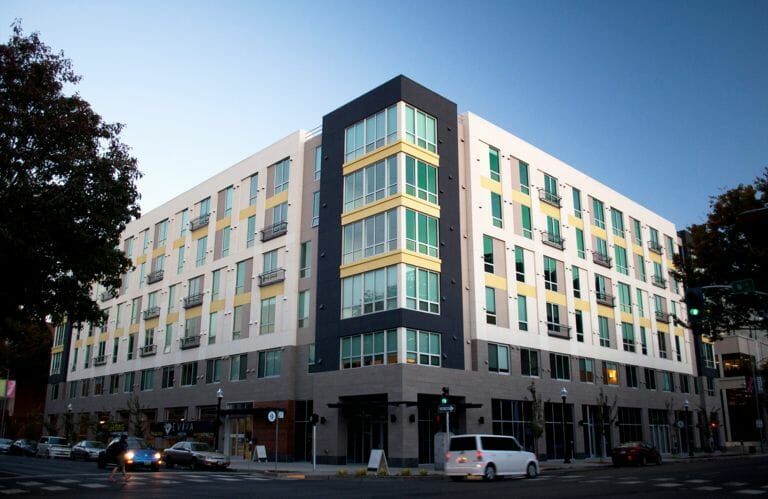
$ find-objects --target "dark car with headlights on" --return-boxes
[164,441,230,470]
[0,438,13,454]
[9,439,37,457]
[611,441,662,466]
[71,440,106,461]
[97,437,162,471]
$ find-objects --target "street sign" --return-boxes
[438,404,456,413]
[267,410,277,423]
[731,279,755,293]
[676,420,685,429]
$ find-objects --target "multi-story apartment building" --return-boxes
[45,76,721,466]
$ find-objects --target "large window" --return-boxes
[598,316,611,347]
[405,155,438,204]
[344,155,398,211]
[626,366,639,388]
[405,265,440,314]
[603,361,619,385]
[543,256,558,291]
[622,322,636,352]
[260,298,276,334]
[205,358,221,384]
[491,399,536,452]
[592,197,605,229]
[273,158,290,194]
[661,371,674,392]
[572,187,582,218]
[258,349,281,378]
[575,228,585,259]
[249,173,258,206]
[405,209,439,257]
[195,236,207,267]
[550,353,571,380]
[406,329,441,366]
[230,354,247,381]
[489,146,500,182]
[615,246,628,275]
[404,105,437,153]
[181,362,197,387]
[485,287,497,324]
[342,210,397,263]
[572,267,581,298]
[644,368,657,390]
[521,205,532,238]
[491,192,503,228]
[518,161,530,194]
[701,342,715,369]
[162,367,174,389]
[297,290,310,328]
[658,331,668,359]
[299,241,312,279]
[521,348,539,376]
[618,283,632,313]
[518,295,528,331]
[342,266,398,318]
[515,246,525,282]
[611,208,624,237]
[484,236,495,273]
[488,343,510,373]
[579,358,595,383]
[340,329,397,369]
[345,105,397,162]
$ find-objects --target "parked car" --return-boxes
[445,434,539,481]
[164,441,230,470]
[36,436,71,459]
[0,438,13,454]
[611,441,662,466]
[9,439,37,457]
[97,437,161,471]
[71,440,107,461]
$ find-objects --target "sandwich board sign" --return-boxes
[367,449,388,473]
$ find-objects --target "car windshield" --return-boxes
[49,438,69,446]
[86,441,105,448]
[190,443,212,452]
[449,436,477,451]
[0,439,12,445]
[127,439,151,450]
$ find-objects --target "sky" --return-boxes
[2,0,766,228]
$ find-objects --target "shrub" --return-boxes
[399,468,412,476]
[418,468,428,476]
[337,469,348,477]
[355,468,368,477]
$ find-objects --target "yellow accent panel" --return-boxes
[99,332,109,342]
[74,339,83,348]
[135,254,147,265]
[145,318,159,329]
[674,327,685,337]
[339,250,441,278]
[85,336,95,346]
[480,176,502,194]
[51,345,64,354]
[545,290,567,306]
[484,273,507,291]
[342,140,440,176]
[209,299,225,313]
[574,299,590,311]
[114,327,125,338]
[265,190,289,209]
[620,312,634,324]
[259,283,284,300]
[192,227,208,240]
[639,317,651,328]
[165,313,179,324]
[173,238,185,249]
[614,237,626,248]
[633,244,644,256]
[597,305,615,318]
[239,204,257,220]
[152,247,165,258]
[341,194,440,226]
[650,252,662,264]
[657,322,669,333]
[666,258,675,269]
[233,293,252,307]
[516,283,537,297]
[216,216,231,231]
[568,216,584,229]
[591,226,607,239]
[185,306,203,319]
[130,323,140,333]
[511,190,531,206]
[540,203,561,220]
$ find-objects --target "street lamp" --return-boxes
[215,388,223,452]
[684,399,693,457]
[560,387,571,464]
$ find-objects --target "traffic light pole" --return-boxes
[312,423,317,471]
[445,410,450,463]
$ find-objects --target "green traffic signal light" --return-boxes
[441,397,448,404]
[690,308,700,316]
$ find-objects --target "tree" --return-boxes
[595,388,617,461]
[674,168,768,339]
[0,22,141,338]
[126,395,145,438]
[526,381,545,457]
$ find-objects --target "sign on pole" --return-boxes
[367,449,388,474]
[438,404,456,413]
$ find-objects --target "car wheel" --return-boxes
[46,450,51,459]
[190,458,197,471]
[483,464,496,481]
[166,457,174,469]
[97,456,106,469]
[526,462,538,479]
[656,454,662,465]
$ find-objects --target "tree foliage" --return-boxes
[0,22,141,337]
[673,168,768,337]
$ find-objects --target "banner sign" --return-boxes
[150,420,215,437]
[6,380,16,399]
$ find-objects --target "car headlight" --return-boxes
[154,453,161,460]
[125,451,135,460]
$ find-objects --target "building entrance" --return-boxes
[228,416,253,460]
[339,395,388,464]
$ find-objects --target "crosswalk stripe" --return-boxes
[41,486,68,492]
[736,491,766,496]
[0,490,27,495]
[726,482,749,487]
[54,479,79,484]
[695,486,723,491]
[655,483,683,488]
[685,479,710,484]
[81,483,108,488]
[14,483,42,487]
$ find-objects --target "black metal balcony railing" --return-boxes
[595,292,616,307]
[183,293,204,309]
[652,275,667,289]
[547,323,571,339]
[261,221,288,242]
[648,240,664,255]
[93,355,108,366]
[146,269,164,284]
[180,335,201,350]
[538,189,562,208]
[100,290,115,302]
[142,306,160,320]
[592,251,613,268]
[655,311,671,323]
[258,268,286,287]
[189,213,210,232]
[139,344,157,357]
[541,231,565,250]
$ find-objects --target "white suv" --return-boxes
[445,434,538,481]
[37,436,71,459]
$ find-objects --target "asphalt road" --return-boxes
[0,453,766,497]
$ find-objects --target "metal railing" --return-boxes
[538,189,562,208]
[592,251,612,268]
[258,268,286,287]
[93,355,108,366]
[655,311,670,323]
[648,241,663,255]
[146,269,164,284]
[139,344,157,357]
[261,221,288,242]
[541,231,565,250]
[596,292,615,307]
[190,213,211,232]
[183,293,204,309]
[180,335,201,349]
[652,275,667,289]
[142,306,160,320]
[547,323,571,339]
[100,290,115,302]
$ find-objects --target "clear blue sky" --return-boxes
[3,0,766,228]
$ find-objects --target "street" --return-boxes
[0,454,766,498]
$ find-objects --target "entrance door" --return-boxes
[228,416,253,460]
[347,411,387,464]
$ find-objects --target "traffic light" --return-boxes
[685,287,705,324]
[709,421,717,431]
[310,413,319,425]
[441,386,450,405]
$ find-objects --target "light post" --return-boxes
[215,388,223,452]
[560,387,571,463]
[684,399,693,457]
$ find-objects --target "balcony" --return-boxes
[541,231,565,250]
[139,344,157,357]
[146,269,164,284]
[547,323,571,339]
[655,311,670,323]
[183,293,204,309]
[592,251,613,268]
[648,240,663,255]
[93,355,108,366]
[261,221,288,242]
[595,292,615,307]
[258,268,286,287]
[652,275,667,289]
[180,335,201,350]
[190,213,210,232]
[142,306,160,320]
[100,290,115,302]
[538,189,562,208]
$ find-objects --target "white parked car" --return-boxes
[445,434,538,481]
[36,436,71,459]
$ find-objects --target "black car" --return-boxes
[71,440,106,461]
[164,441,230,470]
[9,439,37,457]
[97,437,162,471]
